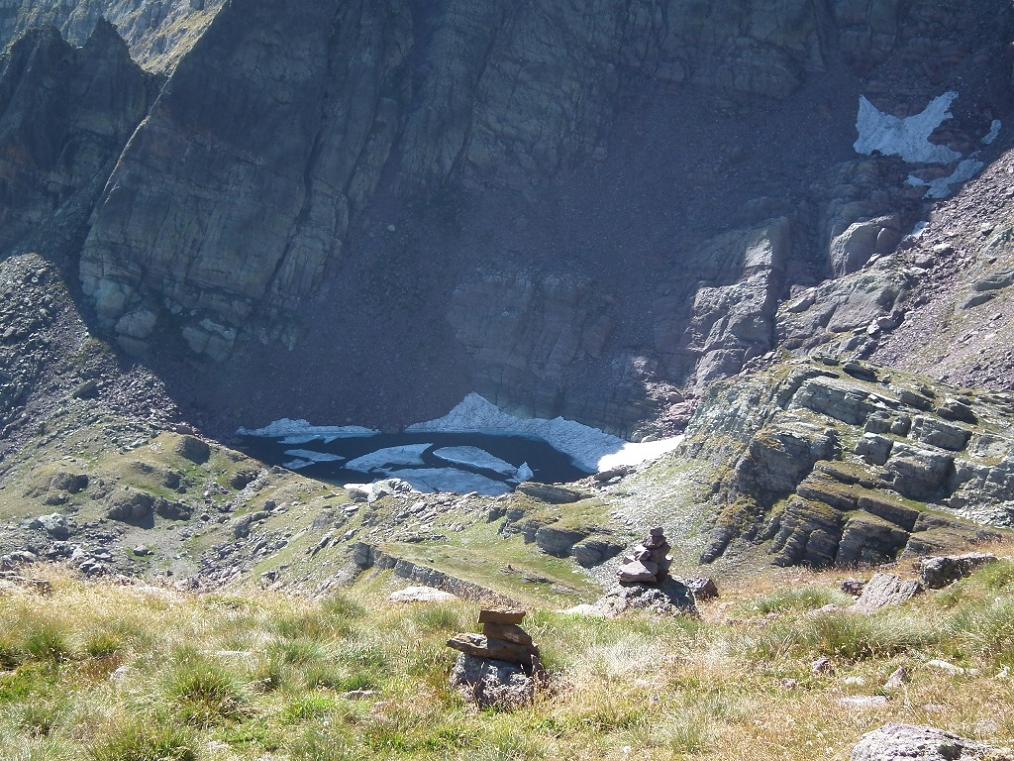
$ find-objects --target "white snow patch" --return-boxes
[910,220,929,239]
[907,158,985,199]
[239,418,378,443]
[431,446,517,477]
[597,437,684,471]
[345,444,431,473]
[854,92,961,164]
[407,393,681,473]
[282,449,344,464]
[384,467,512,497]
[983,119,1003,145]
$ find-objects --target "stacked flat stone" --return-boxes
[617,527,672,586]
[447,610,540,672]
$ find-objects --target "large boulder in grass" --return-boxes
[389,586,458,603]
[105,488,156,523]
[576,577,698,619]
[449,653,534,711]
[851,724,1011,760]
[850,573,922,615]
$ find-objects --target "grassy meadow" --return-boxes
[2,553,1014,761]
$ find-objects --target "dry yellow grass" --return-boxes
[1,551,1013,760]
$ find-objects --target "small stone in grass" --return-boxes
[883,666,910,691]
[812,656,835,675]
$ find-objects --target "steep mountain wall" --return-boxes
[0,20,159,263]
[0,0,1009,436]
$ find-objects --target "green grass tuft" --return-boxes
[166,654,246,726]
[88,720,197,761]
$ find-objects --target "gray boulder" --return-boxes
[686,577,719,601]
[851,573,923,615]
[32,513,71,539]
[155,499,193,521]
[919,553,997,589]
[449,653,534,711]
[571,537,624,568]
[534,526,586,557]
[830,216,901,277]
[593,577,698,618]
[851,724,1010,760]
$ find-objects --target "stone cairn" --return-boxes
[596,527,697,617]
[446,610,542,709]
[448,609,541,671]
[617,527,672,585]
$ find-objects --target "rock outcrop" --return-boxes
[679,359,1011,567]
[919,553,997,589]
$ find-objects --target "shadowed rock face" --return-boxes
[0,20,158,262]
[0,0,1010,434]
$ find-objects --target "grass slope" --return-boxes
[2,551,1014,760]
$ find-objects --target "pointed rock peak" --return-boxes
[84,18,129,55]
[8,25,69,56]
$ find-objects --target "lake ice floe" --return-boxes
[345,444,431,473]
[238,418,379,444]
[432,446,519,478]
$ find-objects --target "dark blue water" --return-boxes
[236,432,589,490]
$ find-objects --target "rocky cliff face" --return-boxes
[675,359,1012,568]
[0,19,158,263]
[0,0,1010,437]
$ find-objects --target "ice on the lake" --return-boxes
[432,446,517,477]
[345,444,431,473]
[238,418,378,442]
[384,468,512,497]
[407,393,682,472]
[283,458,314,470]
[283,449,344,463]
[516,462,535,483]
[854,92,961,164]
